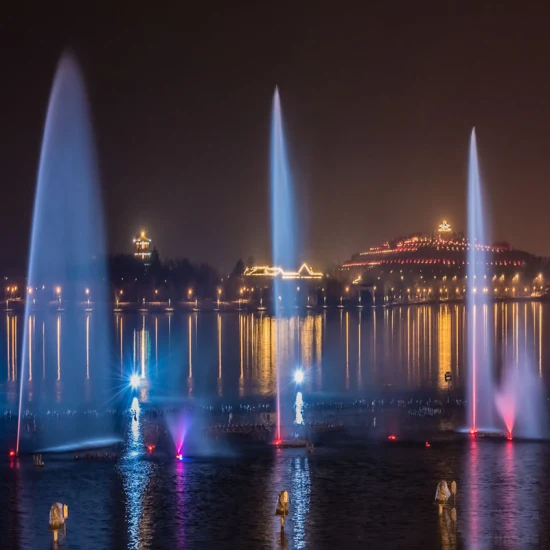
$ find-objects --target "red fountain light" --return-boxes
[147,445,154,453]
[425,441,431,448]
[388,435,397,441]
[9,450,15,457]
[507,432,513,441]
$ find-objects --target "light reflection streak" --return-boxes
[56,314,61,380]
[465,438,481,548]
[373,308,377,373]
[239,313,244,397]
[132,316,150,402]
[539,305,542,377]
[523,303,535,361]
[290,457,310,549]
[438,306,451,390]
[28,316,33,382]
[6,314,9,380]
[315,314,322,389]
[406,308,410,383]
[86,314,90,379]
[217,313,222,396]
[119,315,123,374]
[119,397,155,549]
[357,311,361,386]
[416,308,420,383]
[428,307,432,378]
[345,311,349,389]
[176,459,186,549]
[454,305,459,378]
[188,315,193,395]
[141,315,146,378]
[42,321,45,380]
[155,316,158,375]
[14,316,17,381]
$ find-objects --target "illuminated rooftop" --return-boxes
[342,219,532,270]
[243,263,323,280]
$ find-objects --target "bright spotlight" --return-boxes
[294,369,304,384]
[130,373,140,389]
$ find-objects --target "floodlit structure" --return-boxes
[243,263,323,280]
[133,230,152,261]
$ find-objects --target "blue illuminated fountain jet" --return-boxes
[467,128,546,440]
[16,52,111,453]
[271,88,297,442]
[467,128,494,434]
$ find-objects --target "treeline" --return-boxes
[108,250,222,301]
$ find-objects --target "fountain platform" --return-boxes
[272,439,311,449]
[464,430,513,441]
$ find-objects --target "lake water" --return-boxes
[1,302,549,410]
[2,303,550,549]
[2,438,549,549]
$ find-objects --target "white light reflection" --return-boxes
[290,457,310,549]
[85,313,90,379]
[119,396,155,549]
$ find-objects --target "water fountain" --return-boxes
[271,88,297,443]
[16,52,112,453]
[466,128,494,434]
[495,353,546,439]
[467,128,546,439]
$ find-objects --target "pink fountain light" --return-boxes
[166,411,187,460]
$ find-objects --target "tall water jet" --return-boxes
[16,52,111,453]
[271,88,297,441]
[466,128,494,433]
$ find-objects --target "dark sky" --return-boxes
[1,3,550,273]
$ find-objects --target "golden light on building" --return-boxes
[437,219,452,237]
[243,262,323,280]
[133,230,152,261]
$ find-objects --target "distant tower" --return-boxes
[437,220,452,241]
[134,230,152,262]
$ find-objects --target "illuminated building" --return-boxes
[341,219,546,302]
[133,230,152,262]
[243,263,323,280]
[437,220,452,240]
[242,263,324,307]
[343,219,532,274]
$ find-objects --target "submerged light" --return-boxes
[130,373,140,389]
[294,369,304,384]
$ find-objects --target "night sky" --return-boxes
[1,3,550,273]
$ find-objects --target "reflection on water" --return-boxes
[119,397,155,549]
[462,438,546,550]
[438,306,451,390]
[56,314,61,381]
[1,304,549,408]
[86,313,90,379]
[290,457,310,549]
